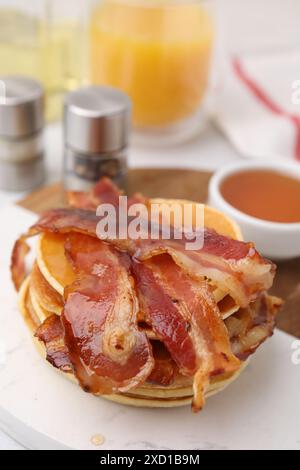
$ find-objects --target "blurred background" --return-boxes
[0,0,298,191]
[0,0,299,202]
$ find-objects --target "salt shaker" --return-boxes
[63,86,131,191]
[0,76,45,191]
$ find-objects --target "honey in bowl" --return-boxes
[220,170,300,224]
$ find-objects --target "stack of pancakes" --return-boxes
[18,200,280,408]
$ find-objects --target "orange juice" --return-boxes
[90,0,214,128]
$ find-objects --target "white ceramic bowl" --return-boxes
[208,160,300,260]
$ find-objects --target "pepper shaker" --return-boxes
[0,76,45,191]
[63,86,131,191]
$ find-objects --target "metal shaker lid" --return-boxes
[64,86,131,154]
[0,76,44,138]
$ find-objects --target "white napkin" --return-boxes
[215,50,300,161]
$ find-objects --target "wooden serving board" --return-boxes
[18,168,300,339]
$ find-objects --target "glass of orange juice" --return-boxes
[90,0,215,143]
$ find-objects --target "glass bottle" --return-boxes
[89,0,215,144]
[0,0,88,122]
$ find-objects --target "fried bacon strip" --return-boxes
[10,187,145,290]
[132,255,240,411]
[35,314,71,372]
[225,293,282,361]
[35,292,280,393]
[147,341,177,387]
[67,177,147,210]
[36,313,177,389]
[62,233,154,394]
[10,209,100,291]
[67,177,122,210]
[17,207,275,307]
[134,232,275,308]
[10,177,280,410]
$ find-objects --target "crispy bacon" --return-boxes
[67,177,147,210]
[134,231,275,308]
[147,341,177,387]
[35,314,71,372]
[20,207,275,308]
[10,209,99,293]
[132,254,240,411]
[67,177,122,210]
[226,293,282,361]
[93,178,123,206]
[67,185,149,211]
[29,208,99,237]
[11,177,280,410]
[62,233,154,394]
